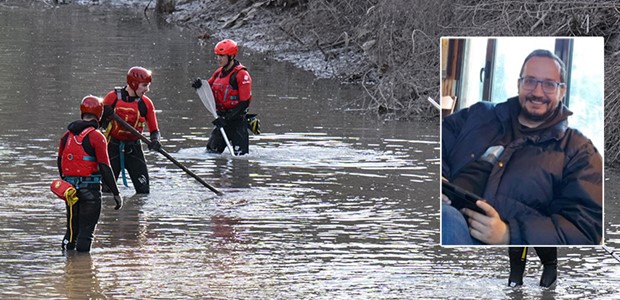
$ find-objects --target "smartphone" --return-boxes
[442,180,486,215]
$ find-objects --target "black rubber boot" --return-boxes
[62,238,75,251]
[535,247,557,288]
[508,247,527,287]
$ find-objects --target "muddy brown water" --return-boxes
[0,3,618,299]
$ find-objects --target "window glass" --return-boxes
[567,38,604,153]
[454,37,604,152]
[491,37,555,103]
[459,38,487,109]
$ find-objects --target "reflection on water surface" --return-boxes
[0,2,618,299]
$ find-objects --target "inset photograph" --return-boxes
[440,36,604,246]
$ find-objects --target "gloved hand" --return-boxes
[212,117,227,128]
[148,139,162,151]
[103,105,114,120]
[247,114,261,135]
[191,78,202,89]
[113,194,123,210]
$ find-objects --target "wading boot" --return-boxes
[535,247,558,288]
[508,247,527,287]
[62,238,75,251]
[539,264,557,288]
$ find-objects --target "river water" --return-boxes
[0,2,618,299]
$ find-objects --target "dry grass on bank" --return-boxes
[358,0,454,116]
[605,54,620,164]
[275,0,454,118]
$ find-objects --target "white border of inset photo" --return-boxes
[439,36,604,247]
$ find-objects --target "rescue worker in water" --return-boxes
[101,66,162,194]
[57,96,123,252]
[192,38,254,155]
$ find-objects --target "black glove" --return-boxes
[103,105,114,120]
[113,194,123,210]
[246,114,261,135]
[192,78,202,89]
[212,117,227,128]
[148,130,162,151]
[148,139,162,151]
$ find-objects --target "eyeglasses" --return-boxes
[519,77,565,94]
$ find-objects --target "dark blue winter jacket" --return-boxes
[442,97,602,245]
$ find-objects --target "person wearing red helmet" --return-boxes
[57,96,123,252]
[100,66,161,194]
[192,39,253,155]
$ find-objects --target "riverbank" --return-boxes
[27,0,620,145]
[26,0,441,119]
[163,0,441,119]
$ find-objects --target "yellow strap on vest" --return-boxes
[521,247,528,261]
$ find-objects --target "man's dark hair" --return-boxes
[519,49,567,83]
[82,113,98,120]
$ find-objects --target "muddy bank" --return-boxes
[168,1,366,81]
[25,0,441,119]
[165,0,434,117]
[162,0,451,119]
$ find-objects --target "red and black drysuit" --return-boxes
[101,87,160,194]
[206,60,252,155]
[57,119,120,252]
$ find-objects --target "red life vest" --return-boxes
[211,64,248,111]
[108,88,147,140]
[61,127,99,177]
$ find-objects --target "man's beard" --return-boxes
[520,95,556,122]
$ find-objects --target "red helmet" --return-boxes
[127,66,152,91]
[214,39,238,56]
[80,95,103,121]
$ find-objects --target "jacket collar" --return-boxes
[67,119,99,135]
[495,96,572,143]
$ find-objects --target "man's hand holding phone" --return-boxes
[461,201,510,245]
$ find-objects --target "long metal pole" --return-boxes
[111,113,222,195]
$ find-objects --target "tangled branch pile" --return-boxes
[605,54,620,164]
[275,0,454,117]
